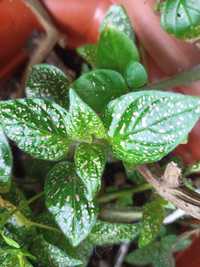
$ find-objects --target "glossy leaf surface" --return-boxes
[101,4,135,41]
[66,89,106,142]
[72,69,127,113]
[161,0,200,39]
[88,220,139,246]
[0,98,69,160]
[125,61,148,89]
[26,64,69,108]
[104,91,200,165]
[97,27,139,74]
[45,162,98,247]
[75,143,106,200]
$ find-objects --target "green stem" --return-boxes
[27,191,44,205]
[100,207,142,223]
[98,183,152,204]
[142,64,200,91]
[29,221,60,233]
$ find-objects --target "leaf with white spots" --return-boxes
[97,27,139,74]
[139,198,166,248]
[0,98,69,161]
[72,69,127,113]
[75,143,106,201]
[66,89,106,142]
[100,4,135,41]
[161,0,200,40]
[45,162,98,247]
[88,220,139,246]
[0,130,12,193]
[32,235,82,267]
[26,64,69,108]
[77,44,97,68]
[104,90,200,165]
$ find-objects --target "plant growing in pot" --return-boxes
[1,2,200,267]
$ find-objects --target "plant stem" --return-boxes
[27,191,44,205]
[29,221,60,233]
[142,64,200,91]
[98,183,152,204]
[100,207,143,223]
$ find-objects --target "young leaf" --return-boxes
[97,27,139,74]
[1,232,20,249]
[66,89,106,142]
[124,61,148,89]
[26,64,69,108]
[72,69,127,113]
[0,130,12,193]
[75,143,106,201]
[88,220,139,246]
[0,98,69,161]
[126,235,191,267]
[104,91,200,165]
[139,199,166,247]
[100,4,135,41]
[161,0,200,40]
[77,44,97,67]
[45,162,98,247]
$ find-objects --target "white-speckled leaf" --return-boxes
[75,143,106,201]
[26,64,69,108]
[139,199,166,248]
[0,98,69,160]
[88,220,139,246]
[100,4,135,41]
[66,89,106,142]
[32,235,82,267]
[104,90,200,165]
[45,162,98,247]
[0,130,12,193]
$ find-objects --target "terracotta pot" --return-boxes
[42,0,114,48]
[0,0,40,79]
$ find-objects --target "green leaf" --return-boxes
[66,89,106,142]
[124,61,148,89]
[45,162,98,247]
[72,69,127,113]
[126,235,190,267]
[0,130,12,193]
[75,143,106,201]
[1,232,20,249]
[160,0,200,40]
[0,249,33,267]
[77,44,97,67]
[104,90,200,165]
[88,220,139,246]
[0,98,69,161]
[32,235,82,267]
[139,199,166,247]
[34,212,93,267]
[97,27,139,74]
[100,4,135,41]
[26,64,69,108]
